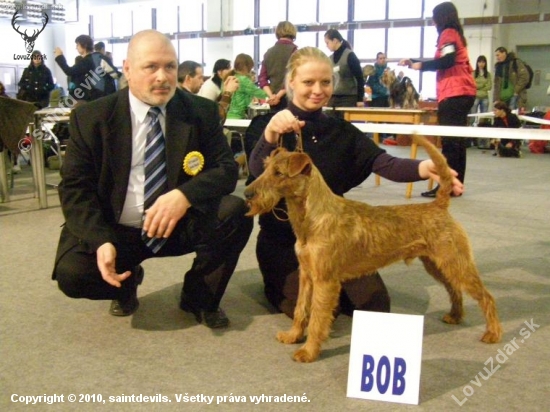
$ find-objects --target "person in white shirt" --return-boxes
[198,59,232,101]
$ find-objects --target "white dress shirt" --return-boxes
[118,91,166,227]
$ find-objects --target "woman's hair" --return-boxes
[233,53,254,74]
[285,47,333,100]
[324,29,352,50]
[474,55,489,78]
[275,21,297,40]
[29,50,43,67]
[75,34,94,52]
[213,58,231,74]
[494,100,511,114]
[212,58,231,87]
[432,2,467,47]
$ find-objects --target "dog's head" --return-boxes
[380,69,397,89]
[363,64,375,79]
[244,148,313,216]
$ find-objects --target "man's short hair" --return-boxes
[94,41,106,52]
[495,46,508,54]
[75,35,94,52]
[177,60,202,83]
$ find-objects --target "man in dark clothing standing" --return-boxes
[54,35,118,102]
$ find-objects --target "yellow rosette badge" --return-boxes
[183,151,205,176]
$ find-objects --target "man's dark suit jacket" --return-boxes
[53,88,238,269]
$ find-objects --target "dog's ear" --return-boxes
[287,153,312,177]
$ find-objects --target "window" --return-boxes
[109,43,126,68]
[179,0,204,32]
[112,9,132,38]
[232,36,255,66]
[354,0,386,21]
[232,0,255,31]
[133,6,152,34]
[319,0,348,23]
[289,0,317,25]
[86,0,448,99]
[423,24,438,57]
[259,0,286,27]
[353,29,386,61]
[171,39,179,61]
[423,0,446,18]
[92,12,112,38]
[179,38,203,63]
[295,32,318,51]
[388,27,421,59]
[156,5,179,34]
[388,0,422,19]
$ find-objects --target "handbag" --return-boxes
[16,88,28,101]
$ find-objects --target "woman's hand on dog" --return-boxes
[419,160,464,196]
[264,109,306,144]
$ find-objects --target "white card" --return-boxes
[347,311,424,405]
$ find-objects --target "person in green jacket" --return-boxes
[471,55,492,116]
[227,53,268,119]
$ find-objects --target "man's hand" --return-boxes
[142,189,191,239]
[419,159,464,196]
[96,243,132,287]
[53,47,63,57]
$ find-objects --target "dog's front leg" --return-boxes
[293,279,341,363]
[277,267,312,345]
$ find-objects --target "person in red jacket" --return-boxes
[400,2,475,197]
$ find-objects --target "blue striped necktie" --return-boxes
[142,106,168,253]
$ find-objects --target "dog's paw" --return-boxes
[293,347,319,363]
[481,330,502,344]
[442,314,462,325]
[276,330,301,344]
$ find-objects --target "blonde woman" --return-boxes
[248,47,463,318]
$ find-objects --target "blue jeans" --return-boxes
[508,95,519,110]
[471,97,489,114]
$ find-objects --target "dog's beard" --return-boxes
[245,192,282,217]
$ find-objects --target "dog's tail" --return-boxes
[413,135,452,208]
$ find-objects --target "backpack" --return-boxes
[512,59,534,89]
[88,52,118,99]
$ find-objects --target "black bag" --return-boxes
[513,59,534,90]
[16,88,27,101]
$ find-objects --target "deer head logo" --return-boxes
[11,9,49,54]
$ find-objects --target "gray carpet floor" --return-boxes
[1,145,549,411]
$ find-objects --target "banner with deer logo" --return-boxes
[11,8,49,55]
